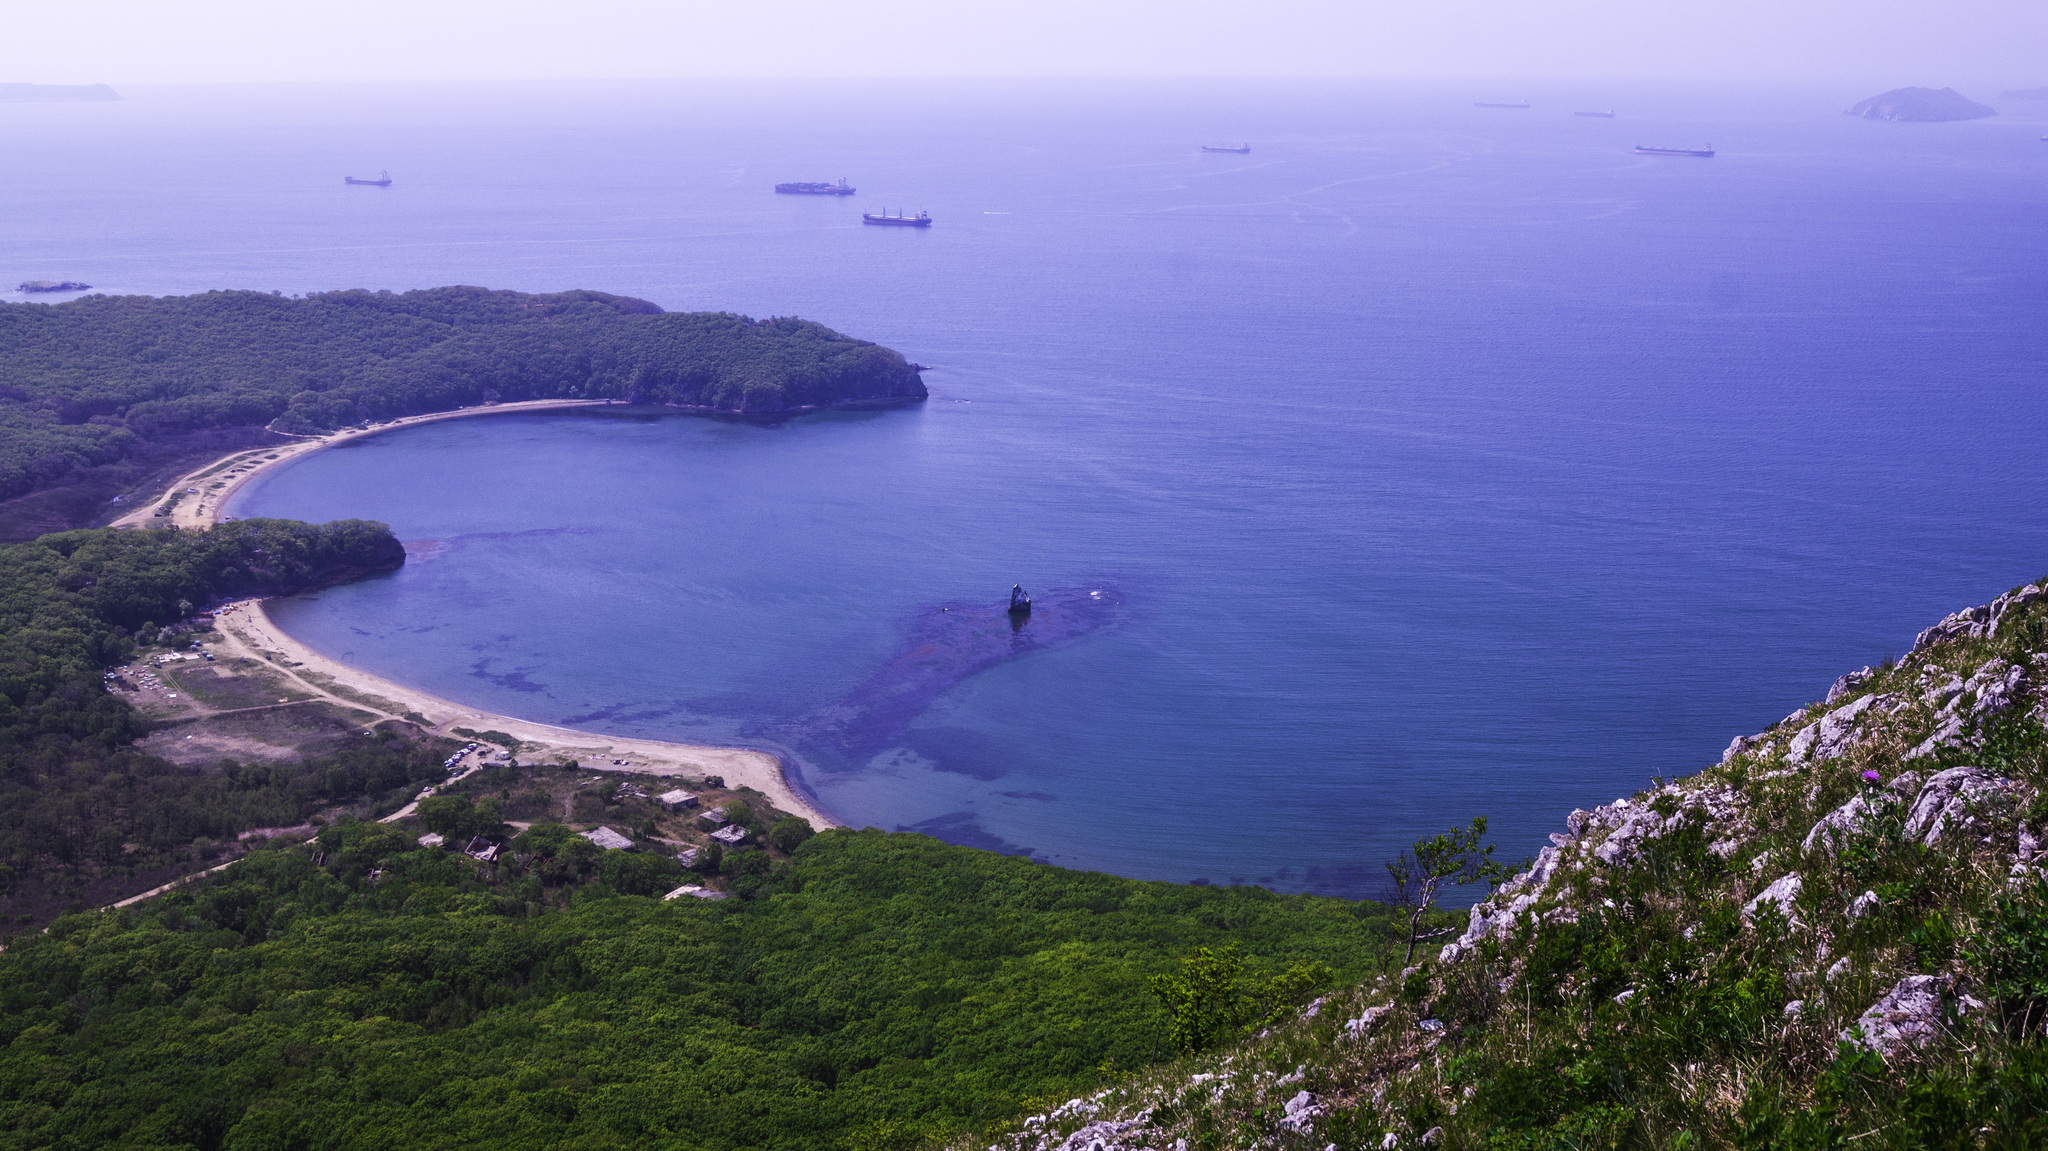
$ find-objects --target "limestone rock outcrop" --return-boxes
[1843,975,1955,1059]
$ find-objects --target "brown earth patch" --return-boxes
[160,660,317,711]
[138,701,388,767]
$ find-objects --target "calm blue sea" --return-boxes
[10,80,2047,894]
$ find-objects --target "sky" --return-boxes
[4,0,2042,86]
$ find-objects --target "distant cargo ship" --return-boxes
[1200,144,1251,153]
[344,171,393,186]
[776,178,855,195]
[1635,144,1715,157]
[1575,110,1616,118]
[1475,102,1530,109]
[863,209,931,228]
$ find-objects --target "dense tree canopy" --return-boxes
[0,521,426,921]
[0,288,926,502]
[0,826,1397,1150]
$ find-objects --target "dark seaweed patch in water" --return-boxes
[1000,790,1059,802]
[557,701,692,725]
[774,586,1122,765]
[1294,862,1389,900]
[902,726,1016,781]
[898,811,1042,858]
[470,659,550,694]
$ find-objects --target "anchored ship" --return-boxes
[1575,110,1617,118]
[1635,144,1715,157]
[862,209,931,228]
[776,178,855,195]
[344,171,393,186]
[1200,143,1251,153]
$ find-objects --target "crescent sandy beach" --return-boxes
[113,398,837,830]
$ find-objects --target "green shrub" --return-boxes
[1965,877,2048,1037]
[1148,942,1333,1055]
[770,816,817,853]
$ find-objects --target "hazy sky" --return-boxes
[6,0,2042,85]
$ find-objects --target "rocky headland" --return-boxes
[1847,86,1997,121]
[984,579,2048,1148]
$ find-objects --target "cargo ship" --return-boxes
[1475,102,1530,109]
[1635,144,1715,157]
[1575,110,1616,118]
[1200,144,1251,153]
[776,178,855,195]
[863,209,931,228]
[344,171,393,186]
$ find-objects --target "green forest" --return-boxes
[0,520,436,918]
[0,288,926,504]
[0,828,1397,1151]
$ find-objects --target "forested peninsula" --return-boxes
[0,287,926,526]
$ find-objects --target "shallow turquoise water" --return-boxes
[12,79,2044,892]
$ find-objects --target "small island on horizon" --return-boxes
[1846,86,1996,121]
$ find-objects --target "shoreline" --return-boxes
[109,397,615,531]
[121,400,839,830]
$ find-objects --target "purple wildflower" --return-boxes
[1861,769,1882,784]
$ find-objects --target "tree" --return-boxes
[1386,816,1509,968]
[1150,944,1246,1055]
[769,816,815,854]
[1148,943,1332,1056]
[417,794,505,842]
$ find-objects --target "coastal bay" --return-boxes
[110,401,835,829]
[20,80,2048,891]
[2,76,2047,1149]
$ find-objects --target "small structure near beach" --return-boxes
[417,832,445,848]
[697,808,730,829]
[580,826,635,851]
[657,789,699,811]
[675,845,702,867]
[463,836,501,863]
[709,825,748,848]
[662,884,728,901]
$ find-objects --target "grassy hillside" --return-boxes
[0,287,926,507]
[983,582,2048,1150]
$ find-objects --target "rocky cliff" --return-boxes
[977,580,2048,1149]
[1847,87,1997,122]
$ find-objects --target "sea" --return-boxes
[8,79,2046,896]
